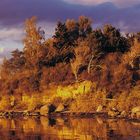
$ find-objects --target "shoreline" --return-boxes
[0,111,140,122]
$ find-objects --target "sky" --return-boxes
[0,0,140,62]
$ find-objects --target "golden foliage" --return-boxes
[0,16,139,112]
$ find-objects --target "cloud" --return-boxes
[0,0,139,32]
[0,27,24,42]
[0,0,139,59]
[62,0,140,7]
[40,22,56,38]
[0,47,4,53]
[0,39,23,60]
[0,21,56,59]
[0,26,24,59]
[0,0,72,26]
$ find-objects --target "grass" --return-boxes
[0,81,139,117]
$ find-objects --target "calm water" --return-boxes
[0,117,140,140]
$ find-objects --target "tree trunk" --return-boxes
[74,71,78,82]
[88,54,94,74]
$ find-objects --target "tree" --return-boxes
[70,40,90,81]
[123,38,140,70]
[1,57,11,79]
[10,49,25,71]
[66,19,79,45]
[78,16,92,38]
[103,24,129,53]
[86,29,105,73]
[53,21,69,50]
[23,16,46,68]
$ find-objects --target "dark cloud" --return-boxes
[0,0,139,58]
[0,0,140,32]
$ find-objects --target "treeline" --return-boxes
[0,16,140,98]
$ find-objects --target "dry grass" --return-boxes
[70,84,140,113]
[0,81,139,114]
[70,89,107,112]
[0,96,11,111]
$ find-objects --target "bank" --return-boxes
[0,81,140,121]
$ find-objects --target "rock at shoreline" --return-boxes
[55,104,65,112]
[120,111,127,117]
[131,106,140,119]
[136,112,140,119]
[40,105,49,116]
[108,111,119,117]
[131,106,140,113]
[96,105,103,112]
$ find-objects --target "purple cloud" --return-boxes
[0,0,139,59]
[62,0,140,7]
[0,0,139,32]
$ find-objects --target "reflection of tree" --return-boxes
[0,118,139,139]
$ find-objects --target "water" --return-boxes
[0,117,140,140]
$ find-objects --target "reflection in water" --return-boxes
[48,117,56,126]
[0,117,139,140]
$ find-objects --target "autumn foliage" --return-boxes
[0,16,139,107]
